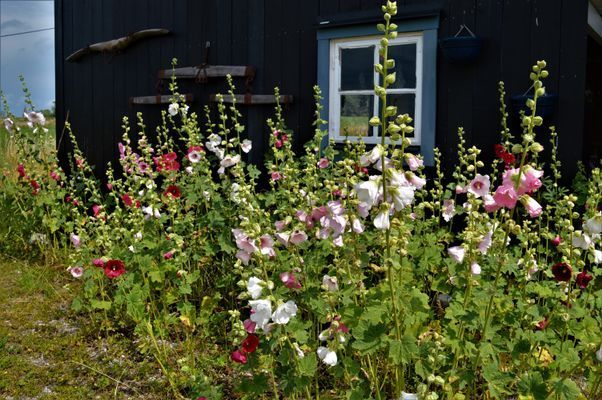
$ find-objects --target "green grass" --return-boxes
[0,257,173,399]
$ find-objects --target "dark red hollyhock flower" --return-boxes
[121,193,134,207]
[576,271,593,289]
[241,334,260,354]
[535,318,549,331]
[103,259,126,279]
[30,180,40,195]
[552,262,572,282]
[231,349,247,364]
[196,397,207,400]
[154,152,180,172]
[494,144,506,158]
[17,164,27,178]
[164,185,181,199]
[551,236,562,246]
[501,152,516,165]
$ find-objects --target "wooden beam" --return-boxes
[129,94,194,105]
[209,94,293,105]
[157,65,255,80]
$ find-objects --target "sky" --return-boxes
[0,0,55,115]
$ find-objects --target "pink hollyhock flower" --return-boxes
[521,195,542,218]
[357,202,370,218]
[92,258,105,267]
[231,349,247,364]
[311,206,329,221]
[467,174,490,198]
[483,194,501,213]
[442,199,455,222]
[92,204,101,217]
[360,145,384,167]
[455,185,466,195]
[103,259,126,279]
[295,210,308,222]
[290,230,308,245]
[271,171,283,181]
[50,171,60,181]
[275,139,283,149]
[70,233,81,248]
[275,232,290,246]
[106,183,113,190]
[317,158,329,169]
[260,234,276,257]
[322,274,339,292]
[405,153,423,171]
[197,397,207,400]
[241,334,260,353]
[243,319,256,333]
[551,235,561,246]
[69,266,84,278]
[163,251,174,260]
[121,194,134,207]
[236,250,251,265]
[493,184,518,209]
[351,218,364,234]
[447,246,465,263]
[333,236,344,247]
[275,220,289,231]
[232,229,258,254]
[535,318,549,331]
[30,180,40,194]
[522,166,544,194]
[407,173,426,190]
[280,271,302,289]
[478,230,493,255]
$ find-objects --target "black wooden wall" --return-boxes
[55,0,590,179]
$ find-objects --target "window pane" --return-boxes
[341,46,375,91]
[377,94,416,137]
[388,44,416,89]
[340,95,374,137]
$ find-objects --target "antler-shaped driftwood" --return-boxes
[66,28,170,62]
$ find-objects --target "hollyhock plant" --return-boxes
[241,334,260,353]
[164,185,182,199]
[467,174,490,198]
[248,299,272,331]
[231,349,247,364]
[442,199,455,222]
[405,153,423,171]
[448,246,466,264]
[493,184,518,209]
[70,233,81,248]
[322,275,339,292]
[187,146,204,163]
[551,235,562,246]
[551,262,572,283]
[317,157,329,169]
[243,319,256,334]
[247,277,264,299]
[521,195,542,218]
[317,346,338,367]
[280,271,301,289]
[289,230,308,245]
[271,300,297,325]
[103,259,126,279]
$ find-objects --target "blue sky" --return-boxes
[0,0,55,115]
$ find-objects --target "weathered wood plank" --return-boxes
[130,94,194,105]
[157,65,256,80]
[209,94,293,105]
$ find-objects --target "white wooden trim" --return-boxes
[328,32,424,145]
[589,2,602,42]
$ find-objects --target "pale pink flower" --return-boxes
[70,233,81,248]
[467,174,490,198]
[275,232,290,246]
[470,262,481,275]
[243,319,256,333]
[493,184,518,209]
[522,166,544,194]
[521,195,542,218]
[241,139,253,153]
[317,158,329,169]
[3,118,15,133]
[187,150,202,163]
[317,346,338,366]
[360,145,384,166]
[275,220,289,231]
[407,173,426,190]
[357,202,370,218]
[478,230,493,255]
[295,210,308,222]
[447,246,465,263]
[351,218,364,234]
[289,230,308,245]
[455,185,466,195]
[69,266,84,278]
[280,271,301,289]
[442,199,455,222]
[271,171,283,181]
[259,234,276,257]
[405,153,423,171]
[236,250,251,265]
[322,275,339,292]
[483,194,500,213]
[220,154,241,168]
[333,235,344,247]
[247,276,264,299]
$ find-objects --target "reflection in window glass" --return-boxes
[340,94,373,137]
[341,46,375,91]
[388,44,416,89]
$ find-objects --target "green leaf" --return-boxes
[352,320,387,355]
[298,353,317,377]
[90,299,112,310]
[389,334,418,365]
[517,372,548,400]
[552,378,581,400]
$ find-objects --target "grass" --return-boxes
[0,256,173,399]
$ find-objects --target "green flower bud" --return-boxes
[386,59,395,69]
[390,133,401,142]
[386,106,397,116]
[385,72,396,84]
[541,70,549,78]
[389,23,398,30]
[522,116,532,126]
[388,123,401,134]
[536,87,545,97]
[369,116,381,126]
[526,99,535,109]
[377,23,386,32]
[374,63,383,74]
[530,142,544,152]
[533,116,543,126]
[512,144,523,153]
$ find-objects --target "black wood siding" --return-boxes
[54,0,589,178]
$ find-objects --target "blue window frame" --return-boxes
[317,16,438,165]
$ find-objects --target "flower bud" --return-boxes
[530,142,544,152]
[369,116,381,126]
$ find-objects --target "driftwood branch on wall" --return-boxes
[66,28,170,62]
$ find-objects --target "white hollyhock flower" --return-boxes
[478,230,493,255]
[360,145,384,166]
[448,246,465,263]
[3,118,15,133]
[584,214,602,235]
[317,346,338,366]
[442,199,455,222]
[351,218,364,234]
[373,208,390,230]
[322,275,339,292]
[572,231,592,250]
[24,111,46,127]
[249,299,272,331]
[593,249,602,264]
[220,154,241,168]
[390,185,415,211]
[470,262,481,275]
[400,393,418,400]
[168,103,179,116]
[247,276,264,299]
[69,266,84,278]
[241,139,253,153]
[289,230,308,245]
[272,300,298,325]
[355,178,381,208]
[596,344,602,362]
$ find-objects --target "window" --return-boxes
[317,16,438,165]
[329,33,423,145]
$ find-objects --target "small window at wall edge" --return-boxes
[317,16,438,166]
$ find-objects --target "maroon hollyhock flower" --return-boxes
[535,318,549,331]
[196,397,207,400]
[494,144,506,158]
[154,152,180,172]
[231,349,247,364]
[241,334,260,354]
[164,185,181,199]
[552,262,572,282]
[104,259,126,279]
[121,193,134,207]
[551,236,562,246]
[575,271,593,289]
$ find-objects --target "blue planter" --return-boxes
[511,94,558,118]
[439,37,484,63]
